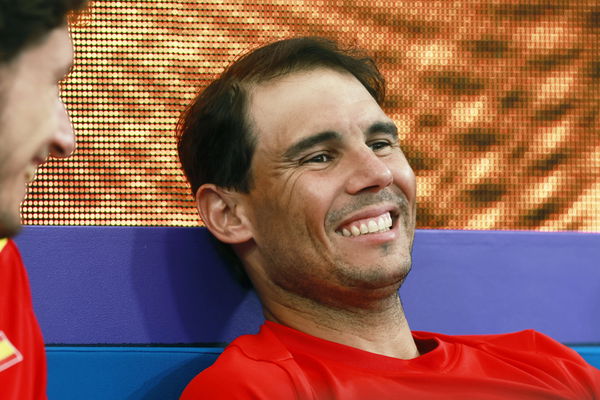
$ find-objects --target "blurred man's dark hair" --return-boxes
[0,0,87,62]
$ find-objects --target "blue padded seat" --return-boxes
[572,347,600,370]
[46,345,600,400]
[46,346,222,400]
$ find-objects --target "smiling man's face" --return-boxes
[238,67,417,308]
[0,25,76,237]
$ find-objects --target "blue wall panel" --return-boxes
[16,227,600,345]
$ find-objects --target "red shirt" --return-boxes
[0,239,47,400]
[181,320,600,399]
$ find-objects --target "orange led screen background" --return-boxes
[21,0,600,231]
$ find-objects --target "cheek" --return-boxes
[390,156,417,204]
[289,171,335,209]
[294,181,343,246]
[0,121,32,176]
[403,168,417,202]
[28,93,57,140]
[7,70,57,140]
[256,174,332,236]
[0,167,27,218]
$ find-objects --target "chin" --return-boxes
[337,260,412,290]
[0,208,23,238]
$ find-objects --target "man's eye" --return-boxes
[302,153,332,164]
[369,141,391,151]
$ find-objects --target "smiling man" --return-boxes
[177,37,600,399]
[0,1,85,398]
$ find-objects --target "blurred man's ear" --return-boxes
[195,184,253,244]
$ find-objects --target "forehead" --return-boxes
[247,67,387,150]
[0,25,73,133]
[9,25,74,81]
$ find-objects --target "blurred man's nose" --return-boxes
[49,97,76,158]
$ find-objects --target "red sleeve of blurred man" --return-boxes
[0,239,47,400]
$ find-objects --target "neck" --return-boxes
[262,289,419,360]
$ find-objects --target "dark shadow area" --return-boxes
[130,227,261,344]
[127,352,221,400]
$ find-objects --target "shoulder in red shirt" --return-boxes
[181,321,600,400]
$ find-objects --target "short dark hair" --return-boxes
[0,0,87,62]
[177,36,386,287]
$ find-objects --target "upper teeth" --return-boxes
[339,213,392,237]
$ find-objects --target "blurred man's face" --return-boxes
[0,25,76,237]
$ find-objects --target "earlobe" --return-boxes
[195,184,253,244]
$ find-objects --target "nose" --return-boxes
[345,146,394,194]
[49,97,76,158]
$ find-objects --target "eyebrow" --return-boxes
[283,131,340,159]
[366,121,398,139]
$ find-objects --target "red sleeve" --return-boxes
[533,332,600,396]
[179,345,299,400]
[487,330,600,397]
[0,240,47,400]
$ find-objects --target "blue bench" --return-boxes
[44,345,600,400]
[46,346,222,400]
[15,227,600,399]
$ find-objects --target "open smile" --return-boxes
[336,211,395,237]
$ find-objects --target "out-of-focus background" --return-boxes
[22,0,600,232]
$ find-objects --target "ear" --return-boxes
[195,184,253,244]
